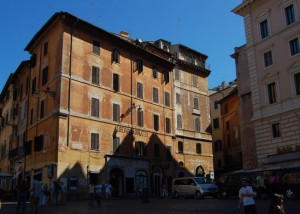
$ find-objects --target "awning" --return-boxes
[265,152,300,164]
[0,173,13,178]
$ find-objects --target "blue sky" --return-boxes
[0,0,245,91]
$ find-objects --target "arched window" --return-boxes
[177,114,182,129]
[135,170,148,189]
[194,117,200,132]
[195,165,205,177]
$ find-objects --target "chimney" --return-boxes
[221,81,226,89]
[119,31,129,38]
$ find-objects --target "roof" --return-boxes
[24,11,175,68]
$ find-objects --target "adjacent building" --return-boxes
[233,0,300,168]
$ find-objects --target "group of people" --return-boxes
[88,182,112,207]
[238,178,286,214]
[16,175,66,214]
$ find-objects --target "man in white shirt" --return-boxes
[238,178,256,214]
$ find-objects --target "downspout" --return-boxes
[67,18,79,146]
[24,62,32,179]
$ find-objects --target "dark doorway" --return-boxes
[110,168,124,197]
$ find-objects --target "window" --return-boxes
[194,97,199,109]
[194,117,200,132]
[92,40,100,55]
[42,66,48,85]
[196,143,201,154]
[91,98,99,117]
[264,51,273,67]
[136,59,143,73]
[165,92,170,107]
[113,103,120,122]
[290,38,300,56]
[268,82,277,104]
[112,48,120,63]
[166,118,171,133]
[285,4,295,25]
[294,73,300,95]
[137,82,143,99]
[43,42,48,56]
[113,73,120,92]
[152,66,158,78]
[214,140,223,152]
[166,146,171,160]
[92,66,100,85]
[91,133,99,150]
[154,114,159,131]
[30,108,33,125]
[224,103,228,114]
[153,88,158,103]
[214,101,218,109]
[260,19,269,39]
[113,137,120,153]
[272,123,281,138]
[192,75,198,87]
[135,141,145,156]
[26,77,29,95]
[40,100,45,119]
[32,77,36,94]
[177,114,182,129]
[175,68,180,81]
[178,141,183,154]
[213,118,219,129]
[137,108,143,127]
[176,93,181,104]
[154,144,160,157]
[217,159,222,168]
[34,135,43,152]
[164,71,169,83]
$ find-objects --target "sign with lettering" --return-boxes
[115,125,148,137]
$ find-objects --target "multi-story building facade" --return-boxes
[233,0,300,168]
[166,43,213,179]
[0,11,213,198]
[231,45,257,170]
[209,82,239,175]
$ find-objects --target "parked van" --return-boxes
[172,177,205,199]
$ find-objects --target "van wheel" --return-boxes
[174,191,180,199]
[195,191,202,199]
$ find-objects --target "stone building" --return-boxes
[233,0,300,168]
[0,11,213,198]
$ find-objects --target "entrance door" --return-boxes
[109,168,124,197]
[153,174,161,197]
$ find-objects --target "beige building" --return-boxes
[233,0,300,168]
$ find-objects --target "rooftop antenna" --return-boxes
[176,17,181,43]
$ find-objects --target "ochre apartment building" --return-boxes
[0,11,212,198]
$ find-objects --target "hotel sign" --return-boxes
[115,125,148,137]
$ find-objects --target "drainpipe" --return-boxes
[67,18,79,146]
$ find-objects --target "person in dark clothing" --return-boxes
[16,179,30,214]
[268,193,285,214]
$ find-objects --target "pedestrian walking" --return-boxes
[88,183,95,207]
[60,181,67,205]
[29,175,42,214]
[16,179,29,214]
[95,182,102,206]
[105,183,112,200]
[42,184,50,205]
[268,193,285,214]
[238,178,257,214]
[256,173,266,198]
[161,183,168,198]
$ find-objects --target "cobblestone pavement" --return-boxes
[1,197,300,214]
